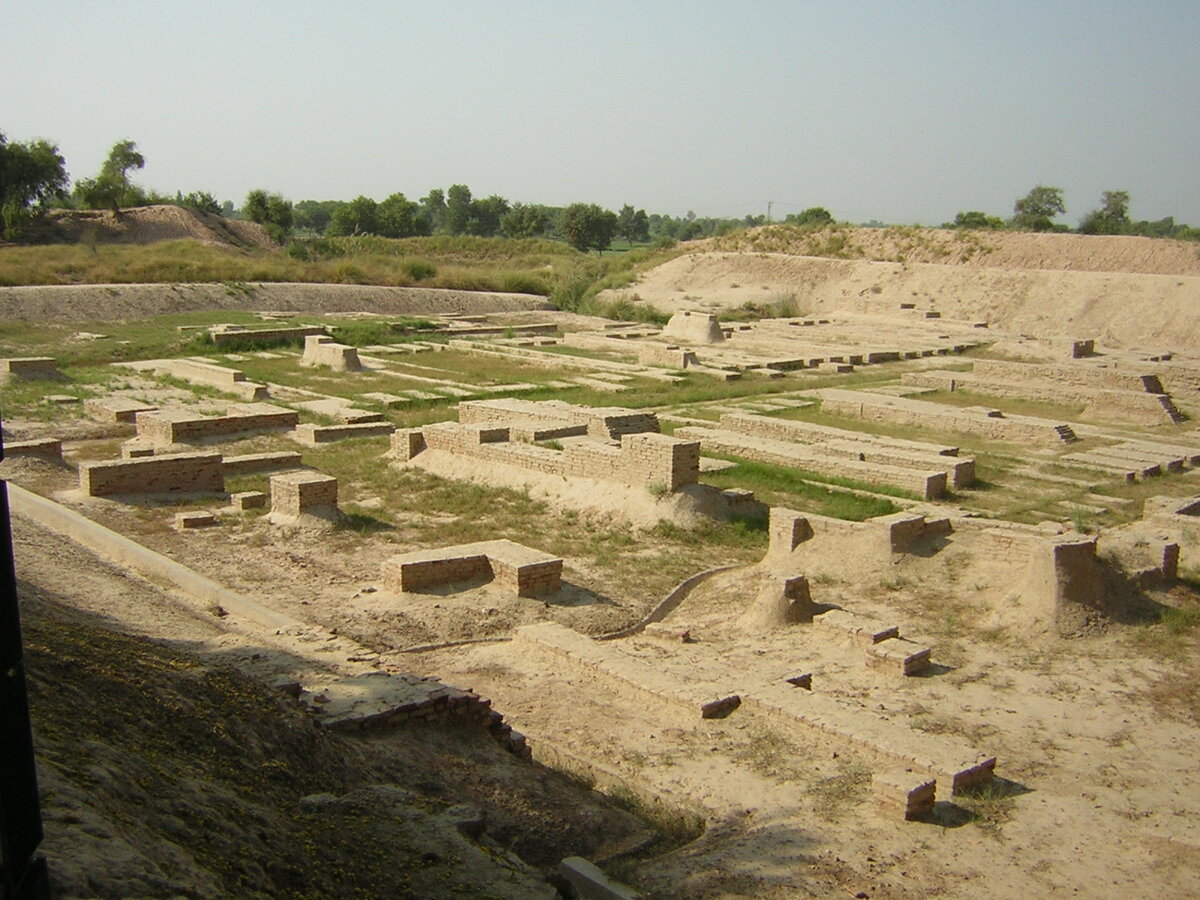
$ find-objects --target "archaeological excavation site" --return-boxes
[3,227,1200,899]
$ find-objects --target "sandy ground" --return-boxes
[603,251,1200,351]
[13,460,1200,898]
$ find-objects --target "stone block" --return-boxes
[0,357,59,382]
[389,428,427,461]
[299,335,363,371]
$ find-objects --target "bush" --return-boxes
[402,259,437,281]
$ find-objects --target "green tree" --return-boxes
[445,184,472,235]
[0,131,68,240]
[293,199,343,234]
[74,139,146,212]
[500,203,550,239]
[1010,185,1066,231]
[947,210,1005,230]
[420,188,447,233]
[561,202,618,253]
[377,192,428,238]
[1079,190,1131,235]
[326,195,378,236]
[468,194,509,237]
[175,190,222,215]
[785,206,834,227]
[242,189,293,240]
[617,204,650,243]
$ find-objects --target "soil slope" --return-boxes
[30,205,278,251]
[605,227,1200,351]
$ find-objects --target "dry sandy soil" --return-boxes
[602,228,1200,351]
[5,224,1200,897]
[32,205,279,250]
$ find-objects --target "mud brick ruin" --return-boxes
[132,403,299,449]
[123,358,268,400]
[299,334,363,371]
[80,451,225,496]
[0,356,60,383]
[207,323,326,348]
[392,399,701,493]
[904,358,1184,425]
[382,540,563,599]
[85,396,158,423]
[268,471,342,524]
[816,388,1079,445]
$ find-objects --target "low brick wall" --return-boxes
[221,451,303,475]
[81,451,225,496]
[382,539,562,598]
[208,324,325,348]
[719,413,972,488]
[293,421,395,444]
[136,403,299,446]
[901,370,1181,425]
[818,389,1077,446]
[972,358,1165,394]
[1,439,63,461]
[0,357,59,382]
[458,398,660,440]
[675,425,945,500]
[416,422,698,491]
[161,359,267,401]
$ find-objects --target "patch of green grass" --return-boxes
[702,455,909,519]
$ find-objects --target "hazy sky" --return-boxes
[5,0,1198,225]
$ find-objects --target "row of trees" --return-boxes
[946,186,1200,240]
[5,131,1199,246]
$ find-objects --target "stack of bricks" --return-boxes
[381,539,562,599]
[0,357,59,383]
[80,452,225,496]
[269,471,340,519]
[136,404,299,447]
[299,335,363,371]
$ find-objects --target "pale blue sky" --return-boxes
[4,0,1198,225]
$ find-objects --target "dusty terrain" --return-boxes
[3,224,1200,898]
[602,228,1200,351]
[31,205,279,250]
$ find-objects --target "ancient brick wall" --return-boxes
[81,452,225,496]
[136,404,299,446]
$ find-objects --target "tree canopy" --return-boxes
[561,203,618,253]
[1011,185,1066,232]
[0,131,68,239]
[243,189,293,241]
[1079,190,1131,235]
[74,139,146,213]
